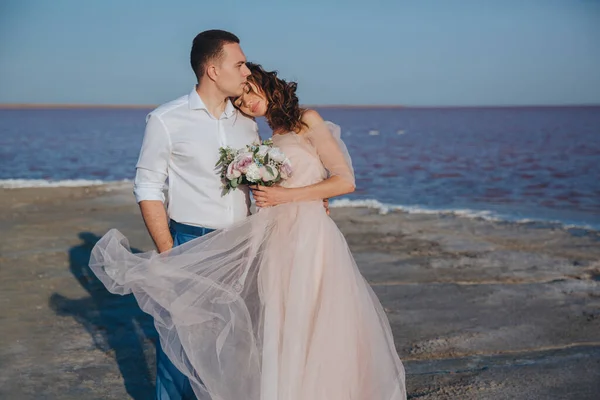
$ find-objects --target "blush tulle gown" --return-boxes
[89,121,406,400]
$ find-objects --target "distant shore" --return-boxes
[1,103,599,110]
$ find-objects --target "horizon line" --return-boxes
[0,103,599,110]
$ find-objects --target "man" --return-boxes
[133,29,257,400]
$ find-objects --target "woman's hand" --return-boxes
[250,185,294,208]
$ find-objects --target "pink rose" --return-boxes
[234,152,254,174]
[226,162,241,180]
[280,160,293,179]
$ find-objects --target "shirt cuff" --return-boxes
[133,183,166,203]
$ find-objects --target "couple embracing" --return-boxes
[90,29,406,400]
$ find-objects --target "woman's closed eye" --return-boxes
[233,85,252,107]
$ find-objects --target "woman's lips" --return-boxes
[251,102,259,114]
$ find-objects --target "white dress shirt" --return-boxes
[133,87,260,229]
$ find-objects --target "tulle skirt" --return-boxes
[89,201,406,400]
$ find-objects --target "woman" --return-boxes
[90,63,406,400]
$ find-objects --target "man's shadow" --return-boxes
[49,232,156,399]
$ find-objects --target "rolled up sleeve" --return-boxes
[133,113,171,203]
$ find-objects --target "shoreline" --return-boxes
[2,181,598,234]
[1,185,599,399]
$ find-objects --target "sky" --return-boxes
[0,0,599,106]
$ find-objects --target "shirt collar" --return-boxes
[223,98,236,118]
[189,86,236,119]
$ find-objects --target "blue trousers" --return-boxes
[155,220,215,400]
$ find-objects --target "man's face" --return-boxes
[213,43,251,97]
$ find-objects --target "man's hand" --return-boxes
[156,238,174,253]
[323,198,330,215]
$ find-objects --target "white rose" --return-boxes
[257,145,270,157]
[268,148,286,163]
[245,163,261,182]
[260,166,279,182]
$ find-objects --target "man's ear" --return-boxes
[206,64,218,81]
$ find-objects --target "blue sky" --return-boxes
[1,0,599,106]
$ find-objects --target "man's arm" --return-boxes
[133,113,172,252]
[139,200,173,252]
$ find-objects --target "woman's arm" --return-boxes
[251,175,353,207]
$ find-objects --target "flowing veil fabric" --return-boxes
[89,122,406,400]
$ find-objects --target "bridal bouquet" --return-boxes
[216,138,293,194]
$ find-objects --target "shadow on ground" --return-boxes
[49,232,156,400]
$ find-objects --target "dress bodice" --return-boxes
[271,121,355,189]
[271,132,328,189]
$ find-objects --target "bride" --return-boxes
[90,62,406,400]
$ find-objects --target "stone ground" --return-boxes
[1,184,599,399]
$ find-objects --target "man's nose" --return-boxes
[242,64,251,77]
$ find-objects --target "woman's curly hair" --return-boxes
[244,62,307,133]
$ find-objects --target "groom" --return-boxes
[133,30,258,400]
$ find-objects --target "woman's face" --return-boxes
[233,81,268,117]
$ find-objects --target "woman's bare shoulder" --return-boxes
[298,109,325,135]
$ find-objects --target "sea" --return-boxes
[1,106,599,231]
